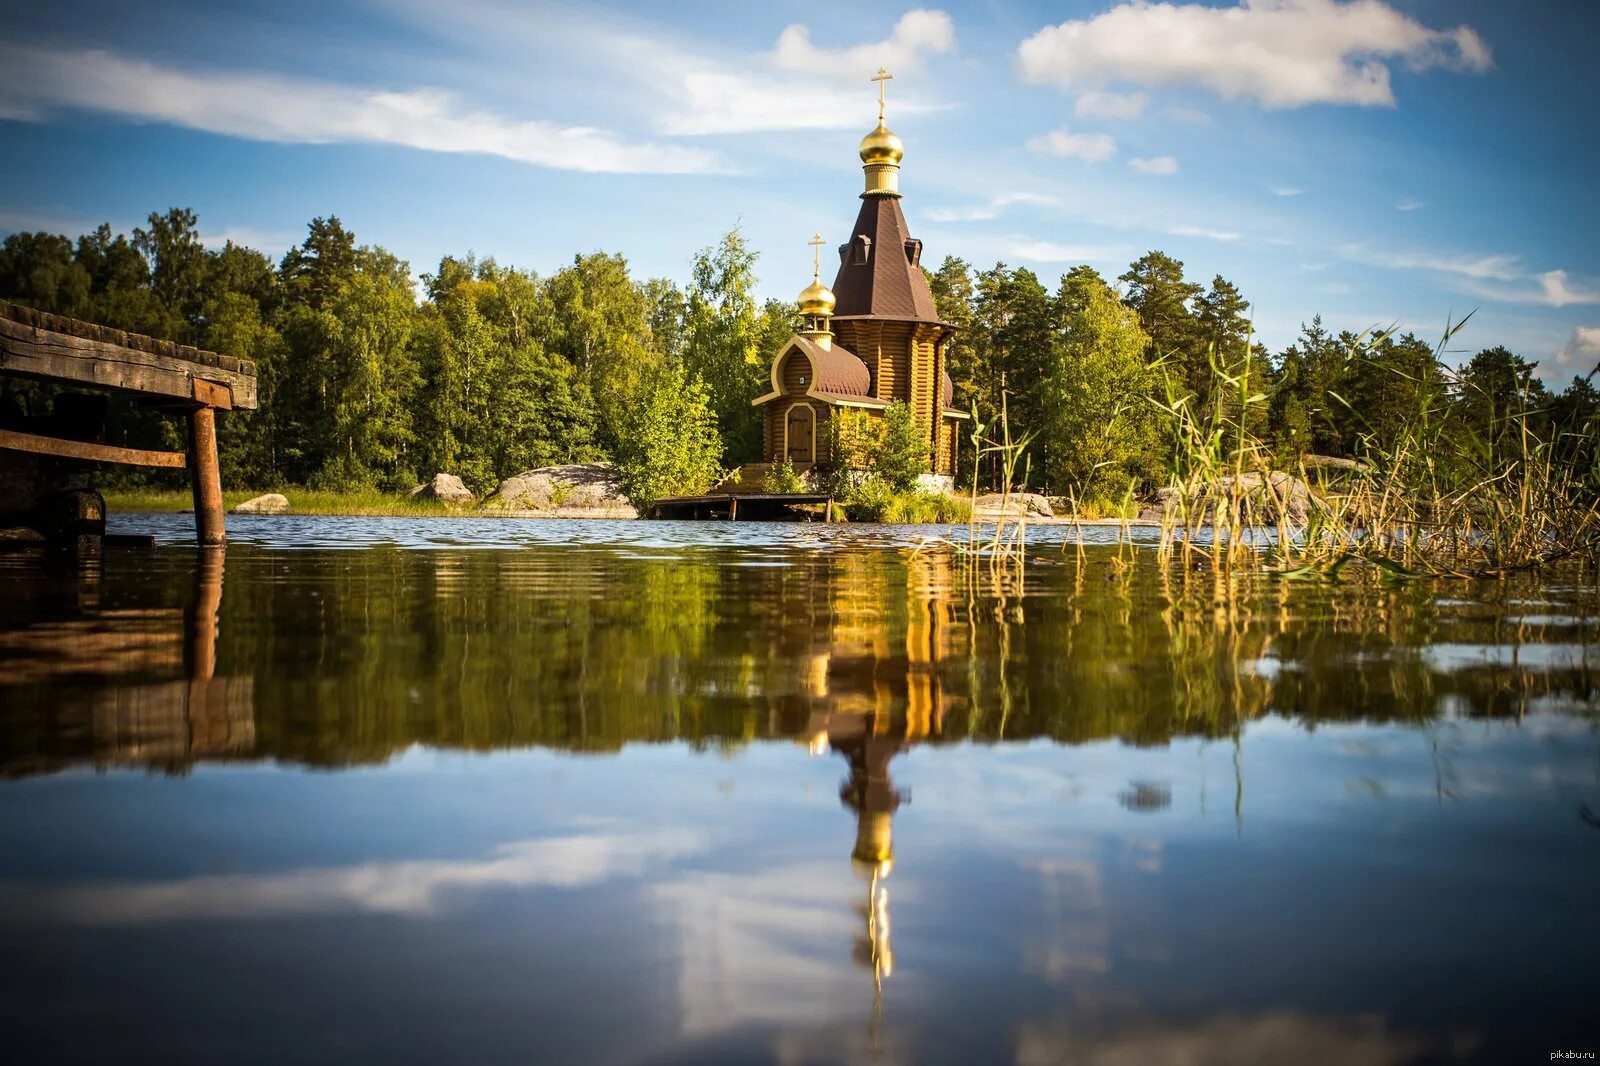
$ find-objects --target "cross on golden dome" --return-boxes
[808,232,826,281]
[871,67,893,123]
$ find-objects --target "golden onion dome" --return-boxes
[859,121,904,167]
[798,278,836,317]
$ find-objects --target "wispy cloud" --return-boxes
[1395,198,1425,211]
[996,238,1127,263]
[1272,186,1303,198]
[1347,243,1600,307]
[1558,326,1600,367]
[772,9,955,79]
[926,191,1062,223]
[1074,90,1146,120]
[1027,127,1117,163]
[1167,223,1239,242]
[1017,0,1492,109]
[1348,245,1521,281]
[1467,270,1600,308]
[636,11,955,136]
[0,43,720,174]
[1129,155,1178,175]
[1164,105,1211,124]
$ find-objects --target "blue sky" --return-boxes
[1,0,1596,377]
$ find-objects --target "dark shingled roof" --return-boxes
[0,300,256,377]
[830,197,940,322]
[793,336,871,396]
[941,370,953,406]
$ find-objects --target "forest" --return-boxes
[1,208,1595,507]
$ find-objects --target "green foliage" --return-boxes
[2,207,1591,528]
[761,455,805,494]
[1039,272,1160,497]
[873,400,933,492]
[839,478,970,523]
[680,228,795,463]
[607,361,725,508]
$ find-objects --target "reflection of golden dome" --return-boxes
[798,278,836,317]
[859,122,904,167]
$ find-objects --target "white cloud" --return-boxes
[926,191,1062,222]
[1017,0,1492,109]
[1167,223,1239,241]
[1129,155,1179,175]
[1535,270,1600,308]
[639,12,954,136]
[997,238,1126,263]
[659,70,877,136]
[1350,246,1521,281]
[927,205,1000,223]
[1074,89,1146,120]
[0,43,719,174]
[772,9,955,79]
[1350,246,1599,308]
[198,226,298,254]
[1272,186,1303,197]
[1395,198,1425,211]
[1558,326,1600,366]
[1027,126,1117,163]
[1164,105,1211,123]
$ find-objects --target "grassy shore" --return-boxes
[105,488,460,517]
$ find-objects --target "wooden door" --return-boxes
[786,406,814,464]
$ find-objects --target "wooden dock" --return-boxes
[649,492,833,521]
[0,301,256,545]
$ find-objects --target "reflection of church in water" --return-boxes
[794,536,964,1002]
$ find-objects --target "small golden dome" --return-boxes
[859,121,904,167]
[798,278,836,317]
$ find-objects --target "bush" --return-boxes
[761,455,805,494]
[840,476,970,523]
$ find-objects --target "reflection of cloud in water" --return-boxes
[651,862,867,1037]
[0,830,704,925]
[1015,1012,1468,1066]
[1419,643,1595,672]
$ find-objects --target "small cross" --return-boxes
[871,67,893,122]
[808,233,826,279]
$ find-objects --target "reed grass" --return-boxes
[1146,317,1600,579]
[105,488,461,517]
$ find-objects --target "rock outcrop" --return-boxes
[972,492,1054,519]
[407,473,474,505]
[1137,472,1318,525]
[482,463,637,519]
[232,493,289,515]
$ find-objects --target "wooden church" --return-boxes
[750,70,966,485]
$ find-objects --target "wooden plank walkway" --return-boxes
[0,300,257,544]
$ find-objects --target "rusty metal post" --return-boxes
[187,406,225,545]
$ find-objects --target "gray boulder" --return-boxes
[232,492,289,515]
[972,492,1054,519]
[1138,472,1318,525]
[483,463,638,519]
[408,473,474,505]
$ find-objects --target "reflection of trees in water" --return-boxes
[0,544,1596,774]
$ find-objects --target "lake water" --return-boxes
[0,514,1596,1064]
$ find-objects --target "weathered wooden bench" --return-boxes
[0,300,258,544]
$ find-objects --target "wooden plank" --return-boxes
[0,318,257,409]
[187,407,226,545]
[0,428,187,468]
[191,377,233,410]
